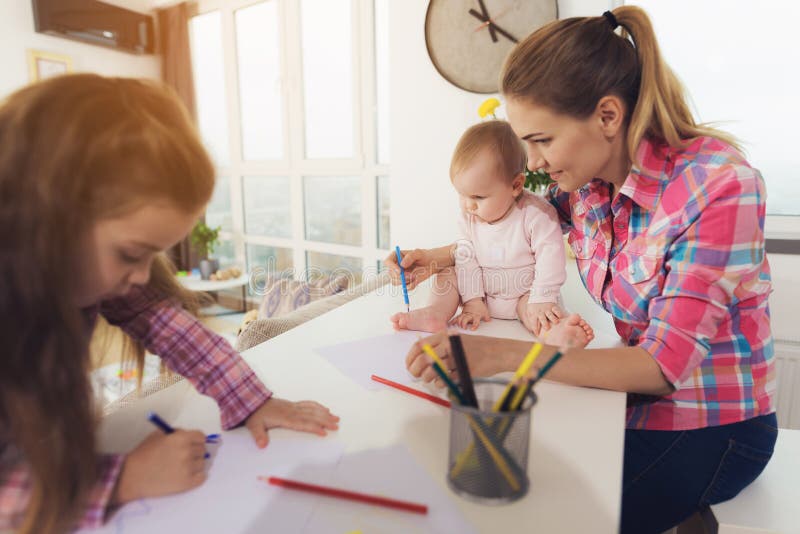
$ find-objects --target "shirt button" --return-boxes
[629,265,636,274]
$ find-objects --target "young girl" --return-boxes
[392,7,776,534]
[0,74,339,533]
[390,120,594,347]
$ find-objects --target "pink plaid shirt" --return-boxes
[0,285,272,529]
[548,136,775,431]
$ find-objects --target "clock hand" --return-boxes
[473,5,512,32]
[476,0,498,42]
[468,9,519,44]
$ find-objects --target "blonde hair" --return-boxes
[450,120,527,182]
[0,74,213,533]
[500,6,740,162]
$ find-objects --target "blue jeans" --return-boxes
[621,413,777,534]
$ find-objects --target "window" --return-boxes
[189,11,229,167]
[628,0,800,238]
[191,0,391,292]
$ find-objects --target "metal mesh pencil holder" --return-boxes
[446,378,536,504]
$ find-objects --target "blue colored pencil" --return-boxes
[147,411,175,434]
[395,246,410,312]
[147,411,210,459]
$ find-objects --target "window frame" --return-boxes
[192,0,391,281]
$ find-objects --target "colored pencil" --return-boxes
[262,476,429,515]
[448,335,478,407]
[371,374,450,408]
[147,411,175,434]
[491,343,543,411]
[494,351,567,444]
[148,411,210,458]
[394,246,410,312]
[430,361,466,405]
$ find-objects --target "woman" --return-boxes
[0,74,338,533]
[388,7,776,533]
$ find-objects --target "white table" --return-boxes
[99,265,626,533]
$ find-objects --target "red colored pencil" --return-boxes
[261,476,429,515]
[370,374,451,408]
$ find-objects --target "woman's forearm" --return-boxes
[431,244,456,270]
[468,336,673,396]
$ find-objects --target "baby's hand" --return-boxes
[520,302,564,337]
[450,298,491,331]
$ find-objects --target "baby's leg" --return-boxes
[390,267,460,332]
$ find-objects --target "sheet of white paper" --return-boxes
[315,331,425,390]
[79,431,345,534]
[304,445,478,534]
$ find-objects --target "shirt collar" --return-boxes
[617,137,673,212]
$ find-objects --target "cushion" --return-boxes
[256,274,349,319]
[236,272,389,352]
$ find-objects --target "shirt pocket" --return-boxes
[619,246,665,317]
[624,253,660,284]
[567,229,599,260]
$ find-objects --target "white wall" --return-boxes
[0,0,160,100]
[388,0,615,250]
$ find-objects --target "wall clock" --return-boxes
[425,0,558,94]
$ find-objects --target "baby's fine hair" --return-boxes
[450,120,527,182]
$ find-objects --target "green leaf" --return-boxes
[190,220,221,256]
[524,168,553,192]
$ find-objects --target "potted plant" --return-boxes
[191,220,221,280]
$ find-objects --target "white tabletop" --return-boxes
[177,273,250,292]
[98,265,626,533]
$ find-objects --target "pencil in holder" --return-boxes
[446,377,536,504]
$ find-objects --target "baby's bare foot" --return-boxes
[543,313,594,348]
[390,307,450,332]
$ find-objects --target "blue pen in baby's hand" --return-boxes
[147,411,211,458]
[395,246,410,312]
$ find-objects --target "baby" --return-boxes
[391,120,593,347]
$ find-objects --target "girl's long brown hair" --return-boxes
[0,74,214,532]
[500,6,740,162]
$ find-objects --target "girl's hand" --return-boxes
[450,298,491,331]
[114,429,208,504]
[244,397,340,449]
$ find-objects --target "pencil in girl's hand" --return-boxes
[147,411,210,459]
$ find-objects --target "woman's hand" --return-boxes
[405,332,511,388]
[244,397,340,449]
[114,429,208,504]
[383,245,454,291]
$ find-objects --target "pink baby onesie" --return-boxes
[455,189,566,319]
